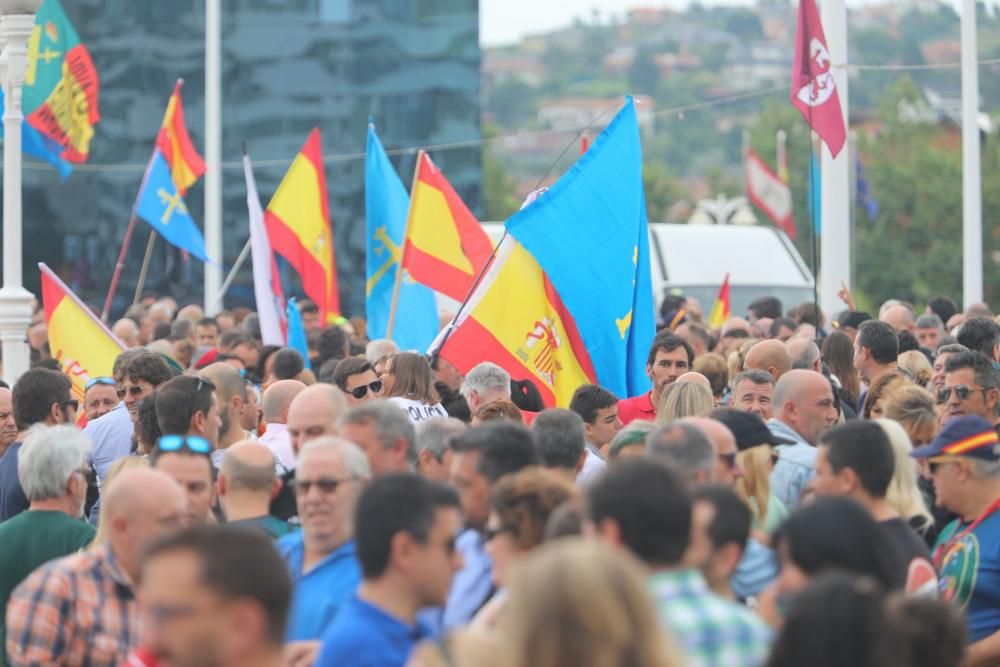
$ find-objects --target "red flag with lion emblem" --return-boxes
[790,0,846,157]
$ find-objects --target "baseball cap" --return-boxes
[911,415,1000,461]
[710,409,794,451]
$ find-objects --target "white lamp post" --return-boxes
[0,0,42,386]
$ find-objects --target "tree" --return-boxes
[481,123,519,221]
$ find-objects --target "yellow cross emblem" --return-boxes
[25,26,61,87]
[157,189,187,224]
[365,226,403,297]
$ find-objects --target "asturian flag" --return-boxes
[746,149,795,239]
[790,0,846,157]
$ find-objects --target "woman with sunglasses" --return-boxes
[382,352,447,423]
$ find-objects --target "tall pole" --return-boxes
[0,1,42,386]
[819,0,851,322]
[961,0,983,308]
[204,0,222,314]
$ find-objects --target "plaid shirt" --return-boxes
[650,569,771,667]
[6,545,140,667]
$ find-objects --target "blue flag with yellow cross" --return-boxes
[134,149,211,263]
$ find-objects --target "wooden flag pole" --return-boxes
[101,212,140,322]
[132,230,158,305]
[385,150,424,339]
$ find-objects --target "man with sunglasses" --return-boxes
[84,376,118,422]
[332,357,383,407]
[912,416,1000,664]
[941,350,1000,427]
[0,368,77,521]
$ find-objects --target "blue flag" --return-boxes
[286,298,312,370]
[364,124,439,351]
[808,151,822,235]
[856,157,879,221]
[0,89,72,180]
[135,149,212,263]
[505,97,654,399]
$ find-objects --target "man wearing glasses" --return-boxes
[0,368,78,521]
[913,416,1000,664]
[941,350,1000,428]
[331,357,383,407]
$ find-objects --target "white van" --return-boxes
[477,222,815,319]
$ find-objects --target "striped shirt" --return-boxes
[6,545,139,667]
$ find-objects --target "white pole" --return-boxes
[961,0,983,309]
[819,0,851,322]
[0,2,42,386]
[203,0,222,314]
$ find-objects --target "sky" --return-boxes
[479,0,970,46]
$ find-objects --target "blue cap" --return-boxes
[911,415,1000,461]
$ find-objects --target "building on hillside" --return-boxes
[723,41,792,90]
[537,96,656,135]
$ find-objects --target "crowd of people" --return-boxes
[0,290,998,667]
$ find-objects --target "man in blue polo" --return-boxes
[914,416,1000,664]
[277,437,370,642]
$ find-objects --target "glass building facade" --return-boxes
[17,0,480,318]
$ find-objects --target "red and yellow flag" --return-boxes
[439,237,596,407]
[401,152,493,302]
[264,128,340,322]
[155,80,205,194]
[38,263,125,416]
[707,273,731,330]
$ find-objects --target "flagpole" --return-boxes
[961,0,983,308]
[215,238,252,308]
[819,0,851,322]
[385,149,424,339]
[203,0,222,314]
[102,212,139,322]
[741,130,750,198]
[132,230,158,305]
[808,132,820,319]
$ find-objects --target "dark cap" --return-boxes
[710,408,794,451]
[911,415,1000,461]
[834,311,872,330]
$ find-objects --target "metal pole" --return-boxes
[215,237,251,309]
[132,231,157,305]
[961,0,983,308]
[203,0,222,314]
[819,0,851,322]
[0,4,41,386]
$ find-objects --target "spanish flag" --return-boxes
[155,80,205,194]
[439,237,596,407]
[264,129,340,322]
[401,152,493,302]
[22,0,100,164]
[38,263,124,411]
[707,273,731,330]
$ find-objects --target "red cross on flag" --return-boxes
[790,0,846,158]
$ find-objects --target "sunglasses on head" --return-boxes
[85,377,115,391]
[155,435,212,456]
[349,379,383,400]
[937,384,983,403]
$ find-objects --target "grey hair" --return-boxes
[732,368,774,389]
[916,313,944,330]
[790,341,821,370]
[645,423,715,481]
[531,408,586,470]
[460,362,511,402]
[170,318,193,340]
[416,418,467,462]
[337,400,417,468]
[365,338,400,364]
[298,436,371,479]
[17,425,91,501]
[972,459,1000,479]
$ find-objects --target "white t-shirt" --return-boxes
[388,396,448,423]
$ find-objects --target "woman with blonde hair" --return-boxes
[897,350,933,389]
[881,384,938,447]
[382,351,446,423]
[874,419,933,538]
[862,371,911,420]
[656,380,714,425]
[498,538,681,667]
[88,455,149,549]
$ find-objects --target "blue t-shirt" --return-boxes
[276,534,361,641]
[0,443,27,522]
[315,595,425,667]
[934,507,1000,643]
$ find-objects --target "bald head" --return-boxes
[772,369,838,445]
[881,304,915,333]
[262,379,306,423]
[744,339,792,381]
[112,318,140,348]
[722,317,751,336]
[199,362,246,403]
[786,338,821,372]
[676,372,712,390]
[221,441,276,493]
[287,383,349,454]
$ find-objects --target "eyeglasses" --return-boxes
[60,399,79,412]
[348,380,383,400]
[155,435,212,456]
[293,476,355,495]
[717,452,737,470]
[483,525,511,542]
[85,377,115,390]
[928,457,962,474]
[937,384,985,403]
[117,384,146,400]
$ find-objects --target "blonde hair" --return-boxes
[898,350,933,388]
[735,446,774,527]
[89,456,150,550]
[693,353,728,398]
[882,384,938,446]
[726,338,763,385]
[499,539,680,667]
[657,381,714,425]
[874,418,933,534]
